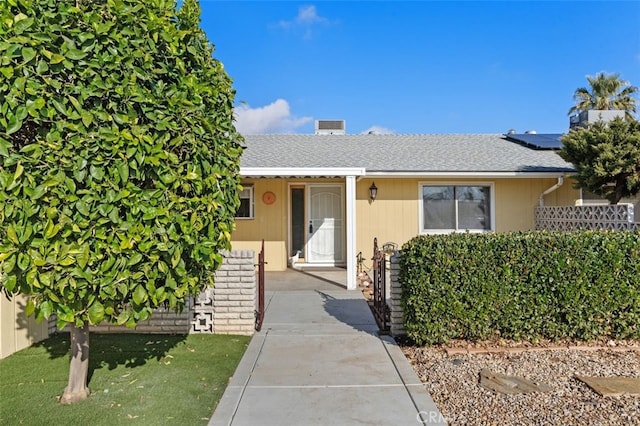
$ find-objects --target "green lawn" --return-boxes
[0,333,250,425]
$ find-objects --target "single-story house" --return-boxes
[231,125,582,289]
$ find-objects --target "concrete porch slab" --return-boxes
[262,290,375,333]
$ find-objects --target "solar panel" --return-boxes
[505,133,564,150]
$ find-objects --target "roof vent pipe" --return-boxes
[539,177,564,206]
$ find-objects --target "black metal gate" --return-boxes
[255,240,265,331]
[371,237,389,332]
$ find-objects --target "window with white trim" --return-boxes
[420,184,492,232]
[235,186,254,219]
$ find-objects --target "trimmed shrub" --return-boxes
[400,231,640,345]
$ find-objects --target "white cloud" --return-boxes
[361,125,395,135]
[296,5,328,25]
[234,99,312,134]
[274,5,332,39]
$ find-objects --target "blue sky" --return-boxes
[199,1,640,135]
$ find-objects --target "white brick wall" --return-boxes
[48,250,257,336]
[389,252,405,337]
[202,250,256,336]
[85,300,193,334]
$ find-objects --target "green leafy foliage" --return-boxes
[400,231,640,345]
[567,72,638,121]
[0,0,242,328]
[560,118,640,204]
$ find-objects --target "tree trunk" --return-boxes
[60,323,90,404]
[610,179,625,205]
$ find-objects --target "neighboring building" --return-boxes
[569,109,625,130]
[577,190,639,220]
[232,124,580,289]
[1,294,49,359]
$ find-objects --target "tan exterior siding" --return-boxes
[0,294,48,359]
[356,177,580,258]
[494,178,578,231]
[232,178,288,270]
[355,178,419,259]
[232,176,580,272]
[231,178,345,270]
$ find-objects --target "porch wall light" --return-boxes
[369,182,378,201]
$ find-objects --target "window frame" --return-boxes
[418,182,495,234]
[235,185,255,219]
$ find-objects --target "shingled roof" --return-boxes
[240,134,574,175]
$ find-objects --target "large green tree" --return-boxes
[568,72,638,120]
[0,0,242,403]
[559,117,640,204]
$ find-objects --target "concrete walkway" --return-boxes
[210,269,446,426]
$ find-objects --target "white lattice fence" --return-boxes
[535,204,638,231]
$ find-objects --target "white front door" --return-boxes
[307,185,344,264]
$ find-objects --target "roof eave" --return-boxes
[364,170,574,178]
[240,167,367,178]
[240,167,574,179]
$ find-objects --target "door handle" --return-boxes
[309,221,313,234]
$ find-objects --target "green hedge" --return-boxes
[400,231,640,345]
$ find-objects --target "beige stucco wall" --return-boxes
[231,176,580,272]
[0,294,49,359]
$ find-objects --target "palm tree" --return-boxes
[568,72,638,120]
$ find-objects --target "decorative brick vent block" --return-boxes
[535,204,638,231]
[192,311,214,333]
[191,287,215,333]
[191,250,256,336]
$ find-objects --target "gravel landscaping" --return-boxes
[401,340,640,425]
